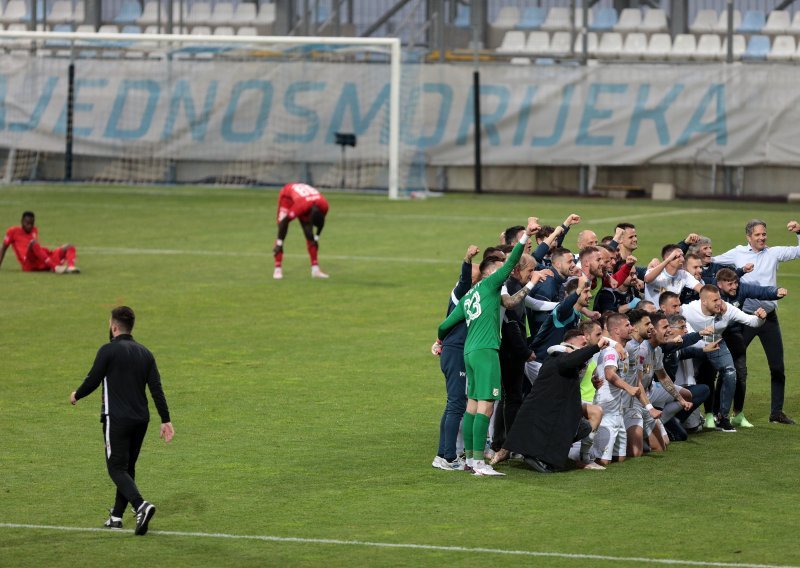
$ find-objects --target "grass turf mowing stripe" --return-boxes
[0,523,795,568]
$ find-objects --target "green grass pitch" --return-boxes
[1,185,799,567]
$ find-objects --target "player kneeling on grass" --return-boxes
[0,211,80,274]
[273,183,329,280]
[437,216,541,477]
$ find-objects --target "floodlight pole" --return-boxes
[472,2,482,194]
[65,62,75,181]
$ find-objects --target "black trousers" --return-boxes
[492,353,525,451]
[102,417,148,516]
[742,310,785,415]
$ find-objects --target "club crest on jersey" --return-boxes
[492,388,500,397]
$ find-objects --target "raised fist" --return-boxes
[787,220,800,234]
[564,214,581,226]
[526,217,541,236]
[684,233,700,244]
[466,245,480,260]
[625,255,637,266]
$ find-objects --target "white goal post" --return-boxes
[0,30,425,199]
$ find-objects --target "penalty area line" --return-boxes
[0,523,795,568]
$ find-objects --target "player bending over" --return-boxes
[273,183,330,280]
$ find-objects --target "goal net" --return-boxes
[0,30,427,198]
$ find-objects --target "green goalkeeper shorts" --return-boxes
[464,348,502,401]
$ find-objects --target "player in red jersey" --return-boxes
[0,211,80,274]
[273,183,330,279]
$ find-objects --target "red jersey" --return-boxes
[277,183,329,223]
[3,225,38,265]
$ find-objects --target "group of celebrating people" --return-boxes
[432,213,799,476]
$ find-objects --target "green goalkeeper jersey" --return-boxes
[437,238,525,355]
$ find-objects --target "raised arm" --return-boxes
[644,249,681,283]
[453,245,480,301]
[502,269,551,309]
[555,344,600,376]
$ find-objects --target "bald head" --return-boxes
[577,230,597,250]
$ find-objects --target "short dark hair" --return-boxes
[716,268,738,282]
[639,300,656,311]
[563,329,584,343]
[310,205,326,234]
[685,253,702,263]
[479,257,503,276]
[21,211,34,220]
[661,244,680,259]
[564,278,581,296]
[745,219,766,237]
[537,225,555,240]
[658,291,680,307]
[627,308,649,326]
[482,247,505,260]
[649,312,668,329]
[551,247,572,262]
[616,222,636,231]
[503,225,525,246]
[600,236,614,246]
[667,314,687,327]
[497,244,514,254]
[111,306,135,333]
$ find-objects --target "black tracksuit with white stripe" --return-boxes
[74,334,170,516]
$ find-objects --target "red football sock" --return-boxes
[274,251,283,268]
[306,240,318,267]
[65,245,76,268]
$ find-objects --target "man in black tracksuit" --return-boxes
[70,306,173,536]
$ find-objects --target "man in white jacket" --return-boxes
[681,285,766,432]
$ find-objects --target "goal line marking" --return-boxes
[0,523,795,568]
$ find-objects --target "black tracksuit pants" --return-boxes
[103,417,148,517]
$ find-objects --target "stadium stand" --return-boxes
[48,0,76,25]
[526,31,550,55]
[791,11,800,35]
[645,32,672,60]
[715,10,741,34]
[187,2,212,27]
[573,31,598,55]
[548,31,571,56]
[0,0,29,24]
[493,6,520,28]
[137,1,166,26]
[496,30,525,54]
[209,1,234,27]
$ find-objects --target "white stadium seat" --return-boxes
[640,9,668,33]
[645,32,671,59]
[767,34,795,60]
[525,31,550,54]
[548,31,571,56]
[614,8,641,33]
[596,31,623,58]
[669,33,696,60]
[496,30,526,53]
[210,2,235,26]
[719,35,746,60]
[764,10,790,35]
[620,32,647,60]
[696,34,721,60]
[690,9,717,34]
[573,31,598,55]
[714,10,741,34]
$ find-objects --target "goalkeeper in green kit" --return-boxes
[438,217,541,477]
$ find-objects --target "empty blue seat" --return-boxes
[590,8,617,31]
[517,7,546,30]
[743,34,770,59]
[737,10,765,33]
[115,1,143,24]
[121,24,142,34]
[453,4,470,28]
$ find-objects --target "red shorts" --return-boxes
[22,246,62,272]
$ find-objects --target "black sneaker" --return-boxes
[717,416,737,432]
[134,501,156,536]
[769,412,796,424]
[103,517,122,529]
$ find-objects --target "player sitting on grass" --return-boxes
[0,211,80,274]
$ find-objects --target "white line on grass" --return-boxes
[0,523,794,568]
[81,246,456,264]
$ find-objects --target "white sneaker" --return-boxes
[273,267,283,280]
[53,264,68,274]
[432,456,465,471]
[473,461,506,477]
[581,462,606,471]
[311,266,329,279]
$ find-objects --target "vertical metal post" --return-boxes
[472,0,482,194]
[65,63,75,181]
[726,0,734,63]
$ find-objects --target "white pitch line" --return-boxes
[0,523,795,568]
[81,246,456,264]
